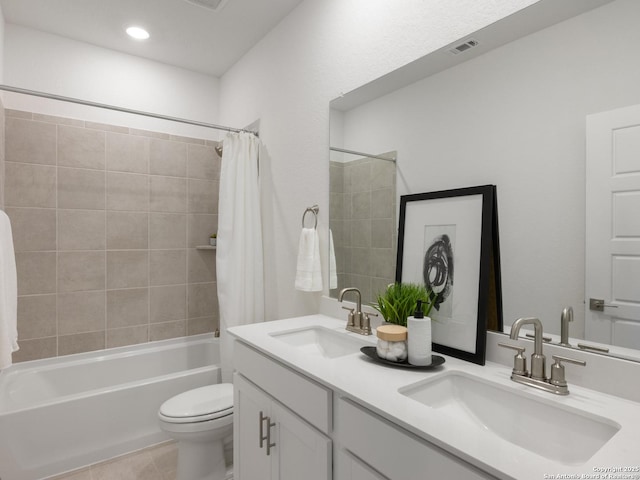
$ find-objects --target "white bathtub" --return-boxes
[0,334,221,480]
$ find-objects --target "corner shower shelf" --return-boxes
[196,245,217,250]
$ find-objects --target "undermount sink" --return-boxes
[399,371,620,465]
[269,326,367,359]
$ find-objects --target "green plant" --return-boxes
[371,282,436,327]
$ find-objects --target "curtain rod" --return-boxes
[0,84,259,136]
[330,146,396,162]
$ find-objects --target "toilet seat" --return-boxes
[159,384,233,424]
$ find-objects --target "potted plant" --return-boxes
[209,233,217,246]
[371,282,436,327]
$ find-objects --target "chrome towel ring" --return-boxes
[302,205,319,229]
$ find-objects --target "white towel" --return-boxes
[329,229,337,290]
[295,227,322,292]
[0,210,18,370]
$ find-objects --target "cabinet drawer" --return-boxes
[335,397,496,480]
[234,341,331,433]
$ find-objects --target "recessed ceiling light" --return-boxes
[126,26,150,40]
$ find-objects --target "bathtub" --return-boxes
[0,333,221,480]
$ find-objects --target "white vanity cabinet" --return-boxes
[334,397,496,480]
[233,342,332,480]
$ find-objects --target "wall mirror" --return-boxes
[328,0,640,361]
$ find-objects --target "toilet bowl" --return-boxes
[158,383,234,480]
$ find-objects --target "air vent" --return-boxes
[183,0,229,12]
[448,39,480,55]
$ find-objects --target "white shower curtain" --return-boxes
[216,131,264,382]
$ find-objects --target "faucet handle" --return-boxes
[550,355,586,387]
[342,306,355,327]
[498,343,528,376]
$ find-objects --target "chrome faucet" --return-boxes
[500,316,586,395]
[560,306,573,346]
[338,287,373,335]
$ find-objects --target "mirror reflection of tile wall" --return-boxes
[329,155,396,305]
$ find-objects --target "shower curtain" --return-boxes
[216,131,264,381]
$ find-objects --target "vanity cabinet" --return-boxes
[334,397,495,480]
[233,342,332,480]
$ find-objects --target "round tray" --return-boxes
[360,346,445,369]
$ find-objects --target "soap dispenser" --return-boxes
[407,300,432,366]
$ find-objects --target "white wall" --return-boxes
[338,0,640,337]
[3,24,220,139]
[218,0,541,321]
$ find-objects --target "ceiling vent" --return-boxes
[448,39,480,55]
[183,0,230,12]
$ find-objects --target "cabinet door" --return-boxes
[234,374,271,480]
[271,401,331,480]
[336,449,389,480]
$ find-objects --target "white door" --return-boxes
[586,104,640,348]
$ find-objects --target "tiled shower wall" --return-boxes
[329,157,396,304]
[4,109,221,362]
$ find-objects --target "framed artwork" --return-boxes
[396,184,502,365]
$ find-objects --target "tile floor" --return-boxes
[49,442,178,480]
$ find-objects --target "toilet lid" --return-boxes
[160,384,233,422]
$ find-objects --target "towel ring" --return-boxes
[302,205,319,229]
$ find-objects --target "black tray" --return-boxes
[360,346,445,369]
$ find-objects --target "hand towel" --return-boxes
[0,210,18,370]
[295,227,322,292]
[329,229,337,290]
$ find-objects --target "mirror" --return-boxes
[329,0,640,360]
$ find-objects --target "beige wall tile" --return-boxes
[352,191,371,219]
[188,179,218,214]
[349,162,372,193]
[351,219,372,248]
[150,176,186,213]
[149,213,186,249]
[58,291,106,334]
[58,209,106,250]
[106,325,149,348]
[17,294,57,339]
[6,207,56,252]
[6,109,32,119]
[58,167,106,210]
[59,331,105,356]
[150,285,186,324]
[351,248,371,276]
[188,282,217,319]
[107,172,149,211]
[12,337,57,362]
[58,125,106,170]
[187,214,217,248]
[16,251,56,295]
[107,132,149,174]
[187,144,218,180]
[371,248,395,278]
[85,121,128,134]
[6,117,56,165]
[150,320,186,342]
[150,139,187,177]
[187,316,216,335]
[106,250,148,289]
[170,134,204,145]
[58,251,106,292]
[187,248,216,283]
[371,159,395,190]
[5,162,56,208]
[371,187,394,219]
[149,250,186,286]
[32,113,84,127]
[107,288,149,328]
[106,211,148,249]
[371,218,393,248]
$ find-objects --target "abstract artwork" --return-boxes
[396,185,501,365]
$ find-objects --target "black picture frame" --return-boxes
[396,184,502,365]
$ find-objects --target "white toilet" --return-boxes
[158,383,234,480]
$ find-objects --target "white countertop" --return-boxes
[228,314,640,480]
